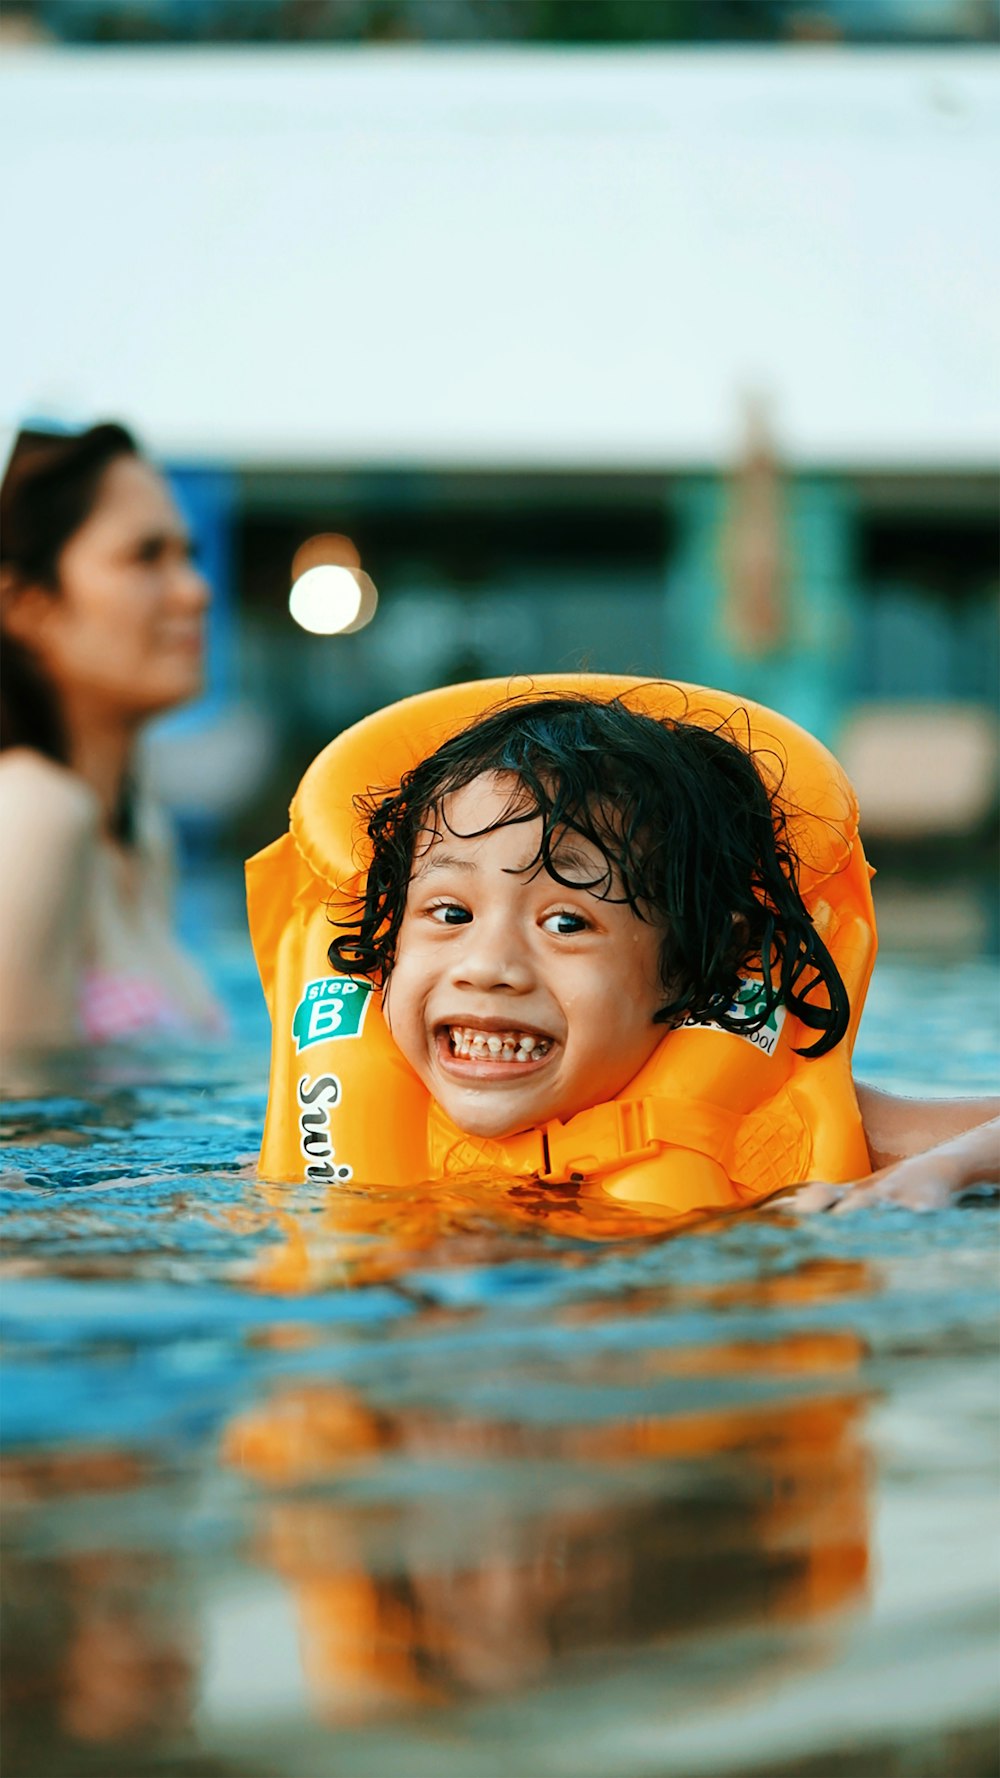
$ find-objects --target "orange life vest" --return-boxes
[246,676,876,1216]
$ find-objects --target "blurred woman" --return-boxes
[0,423,223,1048]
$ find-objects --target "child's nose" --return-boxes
[450,919,534,994]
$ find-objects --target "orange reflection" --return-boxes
[222,1265,872,1722]
[235,1175,715,1298]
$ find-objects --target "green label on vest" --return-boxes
[292,978,373,1052]
[681,977,785,1057]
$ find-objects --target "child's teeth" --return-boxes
[449,1026,550,1062]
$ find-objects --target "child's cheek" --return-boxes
[381,965,421,1054]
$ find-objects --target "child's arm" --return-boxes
[785,1086,1000,1213]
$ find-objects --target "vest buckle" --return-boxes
[539,1100,662,1184]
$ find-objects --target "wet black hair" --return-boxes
[0,422,139,762]
[328,693,850,1058]
[0,422,140,837]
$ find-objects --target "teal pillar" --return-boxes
[666,476,859,748]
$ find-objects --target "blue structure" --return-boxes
[159,465,238,730]
[667,476,859,748]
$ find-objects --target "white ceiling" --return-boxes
[3,46,997,468]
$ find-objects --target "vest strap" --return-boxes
[534,1097,743,1184]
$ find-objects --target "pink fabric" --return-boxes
[80,970,224,1043]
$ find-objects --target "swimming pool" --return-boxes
[2,883,998,1778]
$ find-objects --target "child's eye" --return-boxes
[427,901,472,925]
[541,909,590,936]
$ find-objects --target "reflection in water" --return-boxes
[236,1173,749,1297]
[235,1391,867,1717]
[1,1235,876,1770]
[2,1455,193,1776]
[220,1235,872,1724]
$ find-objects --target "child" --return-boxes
[248,680,998,1213]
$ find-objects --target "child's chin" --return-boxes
[437,1092,537,1144]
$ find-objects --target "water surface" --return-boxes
[2,912,997,1778]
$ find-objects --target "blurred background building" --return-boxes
[2,0,997,46]
[1,1,997,945]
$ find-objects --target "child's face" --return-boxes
[384,772,666,1141]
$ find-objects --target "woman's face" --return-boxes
[22,455,209,726]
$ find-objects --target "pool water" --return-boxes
[1,890,998,1778]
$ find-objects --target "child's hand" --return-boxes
[776,1114,1000,1214]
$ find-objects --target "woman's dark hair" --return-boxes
[0,422,139,762]
[328,693,851,1059]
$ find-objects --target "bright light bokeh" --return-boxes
[289,564,365,634]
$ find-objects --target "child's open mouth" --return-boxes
[441,1025,553,1065]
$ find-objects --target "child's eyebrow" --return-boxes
[546,842,604,879]
[411,852,478,880]
[410,841,606,884]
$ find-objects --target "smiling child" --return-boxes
[249,681,998,1214]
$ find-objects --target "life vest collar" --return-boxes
[476,1093,744,1184]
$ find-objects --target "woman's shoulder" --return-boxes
[0,749,100,854]
[0,754,99,1034]
[0,748,99,820]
